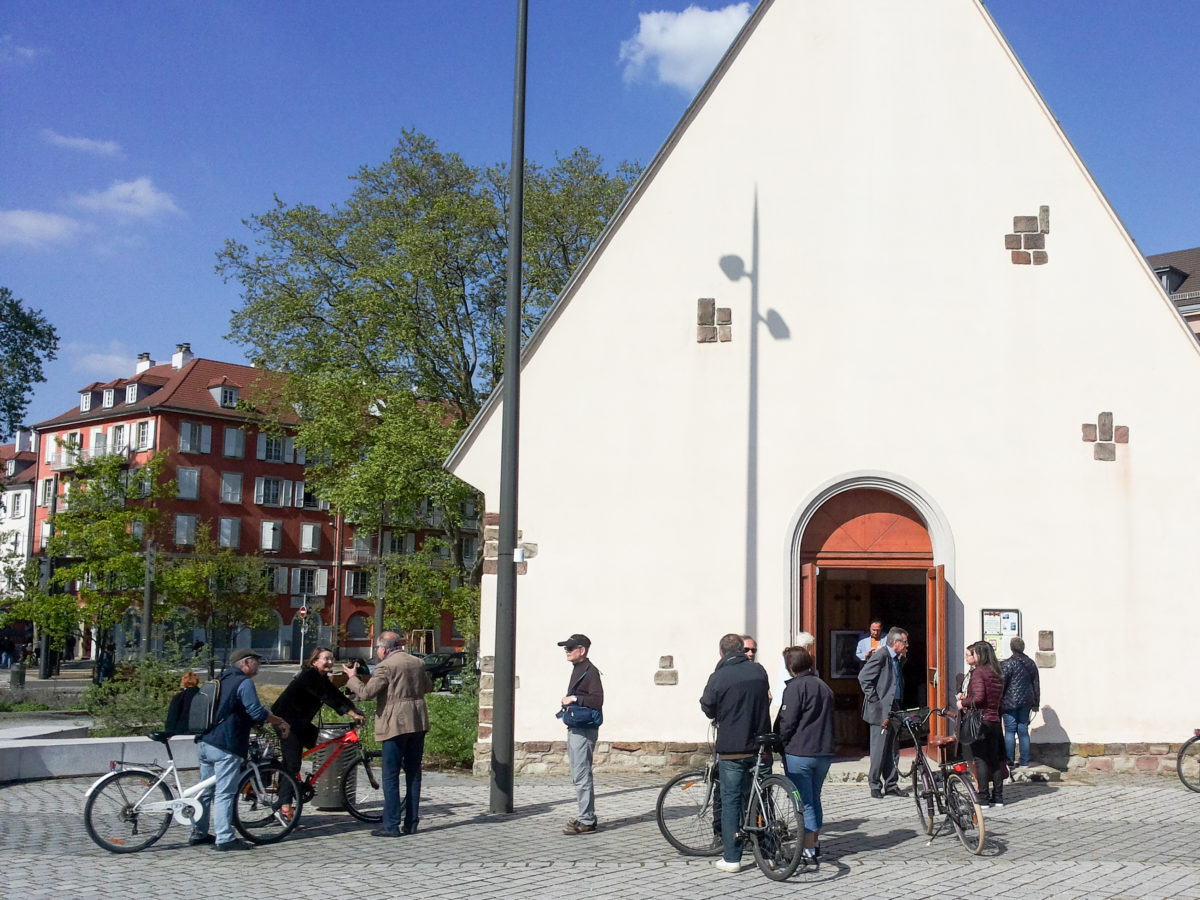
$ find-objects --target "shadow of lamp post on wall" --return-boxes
[718,198,789,638]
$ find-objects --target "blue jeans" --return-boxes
[1002,706,1033,765]
[195,740,243,844]
[381,731,425,832]
[717,757,756,864]
[784,754,832,833]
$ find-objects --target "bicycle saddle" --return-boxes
[147,731,173,744]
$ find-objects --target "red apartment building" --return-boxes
[28,344,462,661]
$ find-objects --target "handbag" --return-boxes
[556,665,603,727]
[958,707,985,744]
[557,704,603,727]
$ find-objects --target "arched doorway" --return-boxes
[791,482,950,753]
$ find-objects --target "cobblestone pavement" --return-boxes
[3,770,1199,899]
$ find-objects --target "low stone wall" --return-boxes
[473,740,713,777]
[471,739,1185,779]
[1067,742,1183,776]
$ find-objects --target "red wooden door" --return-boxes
[925,565,947,736]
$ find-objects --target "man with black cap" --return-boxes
[557,633,603,834]
[194,648,290,850]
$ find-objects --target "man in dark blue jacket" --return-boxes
[193,649,289,850]
[700,633,770,874]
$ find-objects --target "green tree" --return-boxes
[0,286,59,441]
[217,131,639,639]
[7,452,171,657]
[157,522,275,678]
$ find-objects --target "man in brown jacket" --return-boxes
[343,631,432,836]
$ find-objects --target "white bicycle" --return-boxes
[83,729,302,853]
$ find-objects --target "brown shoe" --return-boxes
[563,819,597,835]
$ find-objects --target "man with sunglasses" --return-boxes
[558,633,604,835]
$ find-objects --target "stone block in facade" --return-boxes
[1012,250,1031,265]
[697,298,716,325]
[1004,234,1021,250]
[1023,233,1045,250]
[1114,425,1129,443]
[1013,215,1038,233]
[654,669,678,685]
[697,325,718,342]
[716,307,732,325]
[1039,205,1050,233]
[1094,443,1116,461]
[1081,423,1097,441]
[718,325,732,342]
[1032,250,1049,265]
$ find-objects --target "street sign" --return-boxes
[299,606,308,618]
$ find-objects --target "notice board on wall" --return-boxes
[981,609,1021,661]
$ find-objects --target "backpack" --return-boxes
[165,678,225,735]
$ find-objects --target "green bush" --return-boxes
[424,676,478,769]
[84,656,184,736]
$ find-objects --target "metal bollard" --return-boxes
[9,662,26,689]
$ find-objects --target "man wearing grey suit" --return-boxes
[857,627,909,798]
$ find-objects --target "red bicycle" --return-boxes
[286,723,384,822]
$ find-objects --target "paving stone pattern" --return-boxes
[2,772,1199,899]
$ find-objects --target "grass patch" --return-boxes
[0,699,53,713]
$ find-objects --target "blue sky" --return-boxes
[3,1,1198,428]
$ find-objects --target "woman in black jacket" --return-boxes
[776,645,835,864]
[273,647,365,813]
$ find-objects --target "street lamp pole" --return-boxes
[490,0,528,815]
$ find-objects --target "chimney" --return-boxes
[135,352,155,374]
[171,342,194,370]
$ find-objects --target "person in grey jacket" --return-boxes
[1001,636,1041,767]
[777,645,834,864]
[857,626,909,798]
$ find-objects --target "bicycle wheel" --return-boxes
[748,775,805,881]
[1177,735,1200,793]
[945,772,985,854]
[912,764,935,835]
[83,770,173,853]
[655,768,722,856]
[233,763,301,844]
[342,749,384,822]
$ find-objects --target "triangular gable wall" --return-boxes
[451,0,1200,744]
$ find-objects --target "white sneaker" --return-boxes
[713,860,742,874]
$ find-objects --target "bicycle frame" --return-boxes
[296,725,362,789]
[85,737,285,828]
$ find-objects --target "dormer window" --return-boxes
[221,387,239,408]
[102,389,115,408]
[126,384,138,404]
[5,459,14,477]
[80,393,92,412]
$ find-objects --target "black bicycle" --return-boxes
[1179,728,1200,792]
[896,706,986,854]
[656,732,807,880]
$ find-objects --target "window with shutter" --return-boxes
[224,427,245,458]
[177,467,200,500]
[220,472,243,503]
[219,517,240,548]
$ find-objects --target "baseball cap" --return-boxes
[556,633,591,650]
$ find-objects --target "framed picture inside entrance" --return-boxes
[829,629,863,679]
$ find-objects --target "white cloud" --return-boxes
[70,177,182,219]
[619,3,752,94]
[41,129,123,158]
[0,34,44,65]
[0,209,86,248]
[65,340,136,380]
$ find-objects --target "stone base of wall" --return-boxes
[472,741,713,777]
[1065,742,1185,776]
[471,740,1187,779]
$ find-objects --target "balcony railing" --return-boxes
[342,548,375,566]
[48,445,132,470]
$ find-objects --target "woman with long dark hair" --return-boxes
[273,646,365,815]
[957,640,1006,807]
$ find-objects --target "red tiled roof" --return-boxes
[33,358,290,430]
[1146,246,1200,296]
[0,446,37,484]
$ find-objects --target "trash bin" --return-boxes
[310,722,359,810]
[9,662,25,689]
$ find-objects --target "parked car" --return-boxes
[422,652,468,691]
